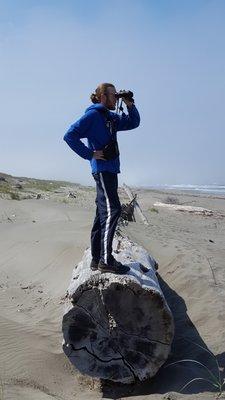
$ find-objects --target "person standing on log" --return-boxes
[63,83,140,274]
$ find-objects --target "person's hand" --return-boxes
[93,150,106,160]
[122,98,134,108]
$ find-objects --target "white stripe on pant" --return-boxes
[99,173,111,263]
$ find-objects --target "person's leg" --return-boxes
[92,172,129,274]
[95,172,121,264]
[90,199,101,263]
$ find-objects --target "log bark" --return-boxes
[62,236,174,383]
[123,184,149,225]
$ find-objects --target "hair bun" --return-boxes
[90,93,99,104]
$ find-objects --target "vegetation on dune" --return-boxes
[0,182,20,200]
[165,338,225,397]
[24,179,71,192]
[149,207,159,213]
[0,173,95,202]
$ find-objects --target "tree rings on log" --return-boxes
[62,237,174,383]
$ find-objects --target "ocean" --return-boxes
[147,184,225,196]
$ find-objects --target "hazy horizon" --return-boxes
[1,169,225,190]
[1,1,224,186]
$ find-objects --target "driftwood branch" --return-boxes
[62,236,174,383]
[123,184,149,225]
[121,196,136,222]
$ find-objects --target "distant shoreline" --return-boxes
[132,185,225,197]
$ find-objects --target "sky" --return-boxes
[0,0,224,186]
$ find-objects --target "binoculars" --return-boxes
[115,90,134,102]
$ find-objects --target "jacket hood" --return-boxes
[85,103,107,113]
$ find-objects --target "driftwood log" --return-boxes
[62,236,174,383]
[154,201,214,216]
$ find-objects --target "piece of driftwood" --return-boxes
[121,198,136,222]
[123,184,149,225]
[154,202,213,216]
[62,236,174,383]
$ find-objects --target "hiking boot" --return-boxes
[110,255,123,268]
[98,260,130,275]
[90,258,99,271]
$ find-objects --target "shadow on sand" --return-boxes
[101,274,225,399]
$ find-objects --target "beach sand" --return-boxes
[0,180,225,399]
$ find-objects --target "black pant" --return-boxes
[91,172,121,264]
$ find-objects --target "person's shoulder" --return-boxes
[85,104,105,114]
[85,109,98,117]
[84,105,103,121]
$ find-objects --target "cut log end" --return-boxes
[62,237,174,383]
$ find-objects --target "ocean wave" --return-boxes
[147,184,225,195]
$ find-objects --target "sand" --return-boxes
[0,182,225,399]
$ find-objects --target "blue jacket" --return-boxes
[63,103,140,174]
